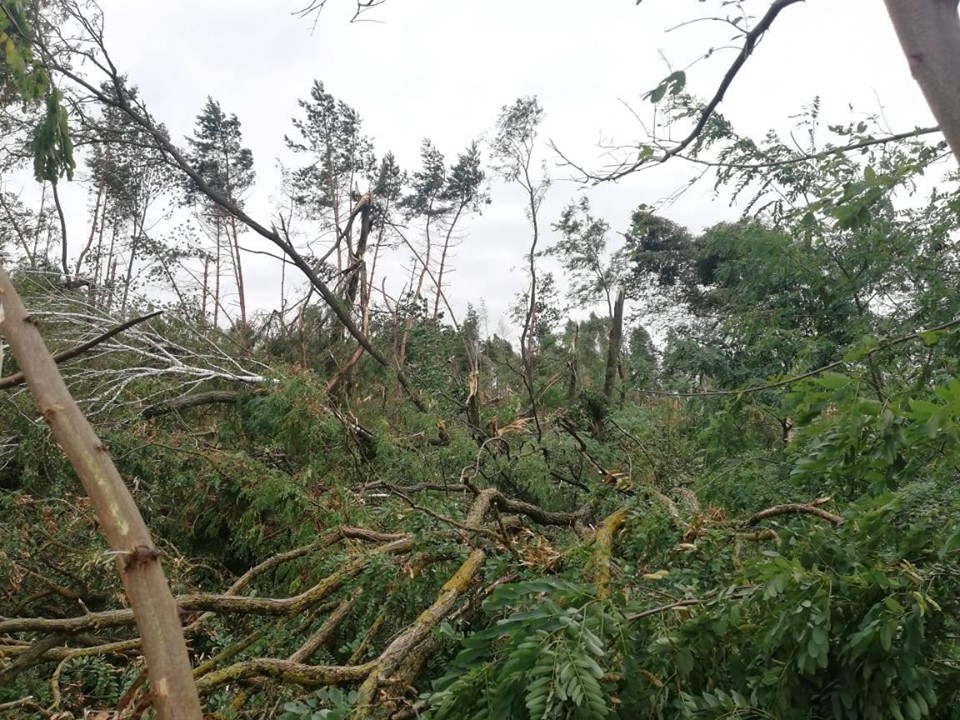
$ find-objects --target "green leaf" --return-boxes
[816,372,852,389]
[645,71,686,104]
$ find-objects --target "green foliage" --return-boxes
[184,95,255,207]
[428,579,613,720]
[646,70,686,104]
[0,0,75,180]
[281,688,358,719]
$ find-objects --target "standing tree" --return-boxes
[434,140,487,318]
[491,96,550,434]
[396,139,487,368]
[82,81,177,311]
[183,96,254,333]
[285,79,376,329]
[547,197,630,402]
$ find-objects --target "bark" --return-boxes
[51,179,69,278]
[75,172,104,277]
[141,389,252,418]
[603,286,626,402]
[884,0,960,166]
[352,549,487,716]
[0,537,415,635]
[228,215,248,337]
[566,325,579,404]
[742,501,843,527]
[0,268,203,720]
[195,659,375,693]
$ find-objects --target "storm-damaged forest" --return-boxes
[3,1,960,719]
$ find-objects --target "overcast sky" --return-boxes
[44,1,939,336]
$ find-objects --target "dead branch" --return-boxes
[0,633,67,687]
[362,481,472,494]
[289,590,360,664]
[489,490,587,527]
[0,537,414,635]
[142,388,267,418]
[557,418,618,481]
[677,125,941,171]
[352,549,487,716]
[195,658,376,693]
[566,0,805,182]
[627,585,757,622]
[0,309,162,390]
[589,508,628,599]
[743,501,843,527]
[42,30,426,410]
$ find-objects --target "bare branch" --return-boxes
[743,500,843,527]
[0,309,162,390]
[569,0,806,182]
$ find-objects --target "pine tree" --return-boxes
[183,96,255,333]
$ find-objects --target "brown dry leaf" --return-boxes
[520,534,563,570]
[603,471,632,492]
[682,514,705,542]
[497,416,531,436]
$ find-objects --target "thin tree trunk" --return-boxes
[519,164,543,439]
[201,257,210,322]
[92,195,109,302]
[121,225,138,314]
[228,215,247,340]
[0,192,37,267]
[566,325,579,404]
[213,219,222,328]
[105,258,118,313]
[51,180,69,278]
[75,174,104,278]
[398,213,434,370]
[105,222,119,302]
[432,204,464,320]
[32,181,47,267]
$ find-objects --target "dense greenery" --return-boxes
[2,2,960,720]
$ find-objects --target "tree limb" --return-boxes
[584,0,806,182]
[743,501,843,527]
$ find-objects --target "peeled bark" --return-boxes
[0,268,203,720]
[884,0,960,165]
